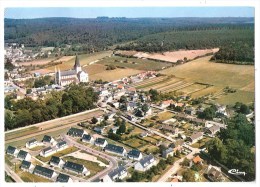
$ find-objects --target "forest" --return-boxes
[4,83,98,130]
[5,17,254,54]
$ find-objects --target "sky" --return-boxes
[5,7,254,19]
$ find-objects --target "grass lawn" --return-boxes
[157,112,174,121]
[63,156,105,177]
[20,172,52,182]
[123,138,147,149]
[191,137,212,149]
[5,126,39,141]
[5,155,14,167]
[215,90,254,105]
[30,145,46,151]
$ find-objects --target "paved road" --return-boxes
[5,163,24,183]
[120,115,175,142]
[62,135,118,182]
[157,146,201,182]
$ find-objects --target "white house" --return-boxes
[94,138,108,148]
[20,160,35,173]
[102,166,128,182]
[40,147,56,157]
[17,150,32,161]
[6,146,19,157]
[26,139,39,149]
[134,154,157,172]
[49,156,65,168]
[127,149,143,161]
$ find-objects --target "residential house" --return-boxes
[185,107,196,115]
[63,161,90,176]
[205,121,226,129]
[20,160,35,173]
[160,100,175,109]
[102,166,128,182]
[94,138,108,148]
[205,125,220,136]
[170,139,185,152]
[49,156,65,168]
[81,134,94,144]
[93,126,105,134]
[42,135,56,144]
[163,118,177,125]
[106,112,116,121]
[40,147,56,157]
[162,147,174,158]
[17,150,31,161]
[67,127,85,138]
[33,165,58,180]
[6,146,19,156]
[187,132,204,144]
[26,139,38,149]
[134,154,157,172]
[205,165,224,182]
[104,144,126,156]
[56,141,68,151]
[192,155,203,165]
[127,149,143,161]
[56,173,73,183]
[111,126,119,134]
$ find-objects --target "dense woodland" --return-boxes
[5,17,254,56]
[4,84,98,130]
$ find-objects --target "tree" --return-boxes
[119,96,127,103]
[182,169,196,182]
[141,104,149,113]
[5,59,15,71]
[4,72,9,80]
[117,122,126,135]
[180,157,190,167]
[5,110,16,130]
[91,117,98,124]
[239,104,250,114]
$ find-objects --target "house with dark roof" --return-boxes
[205,165,224,182]
[162,147,174,158]
[56,141,68,151]
[6,145,19,156]
[81,134,94,144]
[20,160,35,173]
[187,132,204,144]
[17,150,31,161]
[134,154,157,172]
[67,127,85,138]
[160,125,179,134]
[102,166,128,182]
[40,147,56,157]
[33,165,58,180]
[42,135,56,144]
[94,138,108,148]
[127,149,143,161]
[49,156,65,168]
[93,126,105,135]
[205,125,220,137]
[56,173,73,183]
[104,144,126,156]
[26,138,39,149]
[63,161,90,176]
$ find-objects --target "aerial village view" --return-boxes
[4,6,255,183]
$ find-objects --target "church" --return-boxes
[55,55,89,86]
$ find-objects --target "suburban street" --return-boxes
[62,135,118,182]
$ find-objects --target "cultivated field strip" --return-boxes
[132,76,165,87]
[142,78,182,91]
[161,82,194,93]
[157,80,187,92]
[178,84,207,95]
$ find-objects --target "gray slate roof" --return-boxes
[57,141,67,148]
[108,166,126,179]
[17,150,29,160]
[128,149,141,158]
[104,144,125,154]
[33,165,54,178]
[42,147,53,153]
[82,134,92,141]
[63,161,84,173]
[56,173,71,182]
[50,156,61,165]
[42,135,52,143]
[21,160,32,170]
[67,127,84,137]
[60,70,77,77]
[95,138,106,145]
[139,154,155,168]
[28,138,37,145]
[6,145,16,155]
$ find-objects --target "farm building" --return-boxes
[67,127,85,138]
[33,165,58,180]
[6,145,19,156]
[42,135,56,144]
[17,150,31,161]
[63,161,90,176]
[127,149,143,161]
[49,156,65,168]
[20,160,35,173]
[56,173,73,183]
[55,54,89,86]
[104,144,126,156]
[102,166,128,182]
[94,138,108,148]
[187,132,204,144]
[26,139,39,149]
[40,147,56,157]
[134,154,157,172]
[81,134,94,144]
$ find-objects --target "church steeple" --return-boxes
[74,54,82,73]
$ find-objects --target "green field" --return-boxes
[97,56,172,71]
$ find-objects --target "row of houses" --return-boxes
[6,146,32,161]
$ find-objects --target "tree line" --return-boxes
[5,83,98,130]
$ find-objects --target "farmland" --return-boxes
[97,55,172,70]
